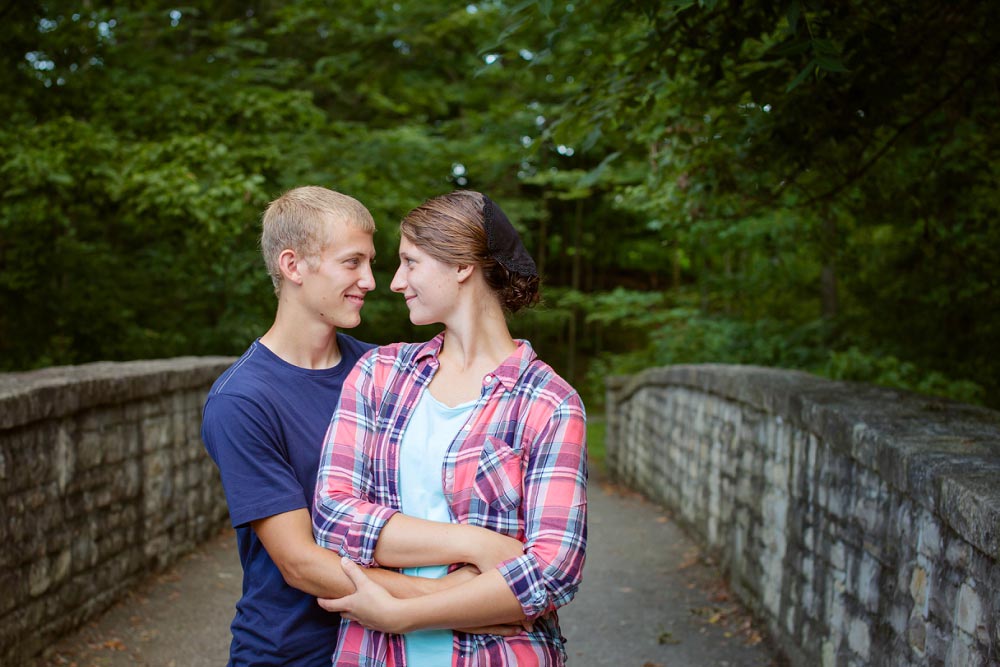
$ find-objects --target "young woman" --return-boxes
[312,190,587,666]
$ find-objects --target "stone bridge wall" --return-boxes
[0,358,234,666]
[606,365,1000,667]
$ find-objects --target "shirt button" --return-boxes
[484,374,494,385]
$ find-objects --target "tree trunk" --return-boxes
[821,210,838,319]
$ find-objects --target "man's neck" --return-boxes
[259,306,342,370]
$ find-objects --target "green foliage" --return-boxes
[823,348,985,406]
[1,0,998,416]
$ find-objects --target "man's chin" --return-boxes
[330,315,362,330]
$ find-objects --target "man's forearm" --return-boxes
[253,508,465,600]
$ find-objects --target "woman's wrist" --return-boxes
[394,597,423,634]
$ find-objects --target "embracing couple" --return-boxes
[201,187,588,667]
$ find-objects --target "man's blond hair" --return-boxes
[261,186,375,297]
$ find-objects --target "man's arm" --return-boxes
[253,509,471,599]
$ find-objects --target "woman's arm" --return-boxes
[312,350,524,574]
[320,390,588,632]
[495,391,588,619]
[313,354,524,571]
[320,557,525,633]
[371,512,523,573]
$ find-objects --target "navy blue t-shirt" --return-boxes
[202,333,374,667]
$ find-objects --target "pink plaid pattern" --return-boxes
[313,334,587,666]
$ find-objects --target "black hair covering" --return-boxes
[482,195,538,278]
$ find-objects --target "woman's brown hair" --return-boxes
[400,191,540,312]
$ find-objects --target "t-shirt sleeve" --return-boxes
[202,393,307,528]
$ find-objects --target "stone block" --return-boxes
[909,562,929,615]
[71,535,98,573]
[907,611,926,655]
[944,631,983,667]
[821,639,837,667]
[76,426,107,470]
[856,551,881,614]
[141,414,173,453]
[830,541,847,571]
[924,620,949,665]
[888,604,909,638]
[954,582,985,637]
[945,539,972,570]
[928,572,959,629]
[917,511,943,559]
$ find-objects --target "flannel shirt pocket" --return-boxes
[473,436,523,513]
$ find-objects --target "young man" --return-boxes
[203,187,524,666]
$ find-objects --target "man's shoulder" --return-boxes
[208,342,276,400]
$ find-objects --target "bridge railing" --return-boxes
[606,364,1000,667]
[0,358,233,666]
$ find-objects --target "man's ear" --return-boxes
[278,249,306,286]
[455,263,475,284]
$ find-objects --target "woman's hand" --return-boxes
[318,557,412,634]
[319,558,533,636]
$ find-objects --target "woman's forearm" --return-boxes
[372,512,523,572]
[394,569,526,633]
[322,560,527,635]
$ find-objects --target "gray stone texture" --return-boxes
[606,364,1000,667]
[0,358,233,666]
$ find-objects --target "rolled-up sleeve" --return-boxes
[312,352,398,567]
[498,393,588,619]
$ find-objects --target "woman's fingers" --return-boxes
[340,556,370,586]
[317,595,351,612]
[317,557,371,613]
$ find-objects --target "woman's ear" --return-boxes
[455,263,475,284]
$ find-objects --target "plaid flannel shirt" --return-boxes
[313,334,587,666]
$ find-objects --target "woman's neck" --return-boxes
[429,291,516,406]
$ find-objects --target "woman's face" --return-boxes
[390,236,462,326]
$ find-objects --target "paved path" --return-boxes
[30,476,781,667]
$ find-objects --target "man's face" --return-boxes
[299,218,376,329]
